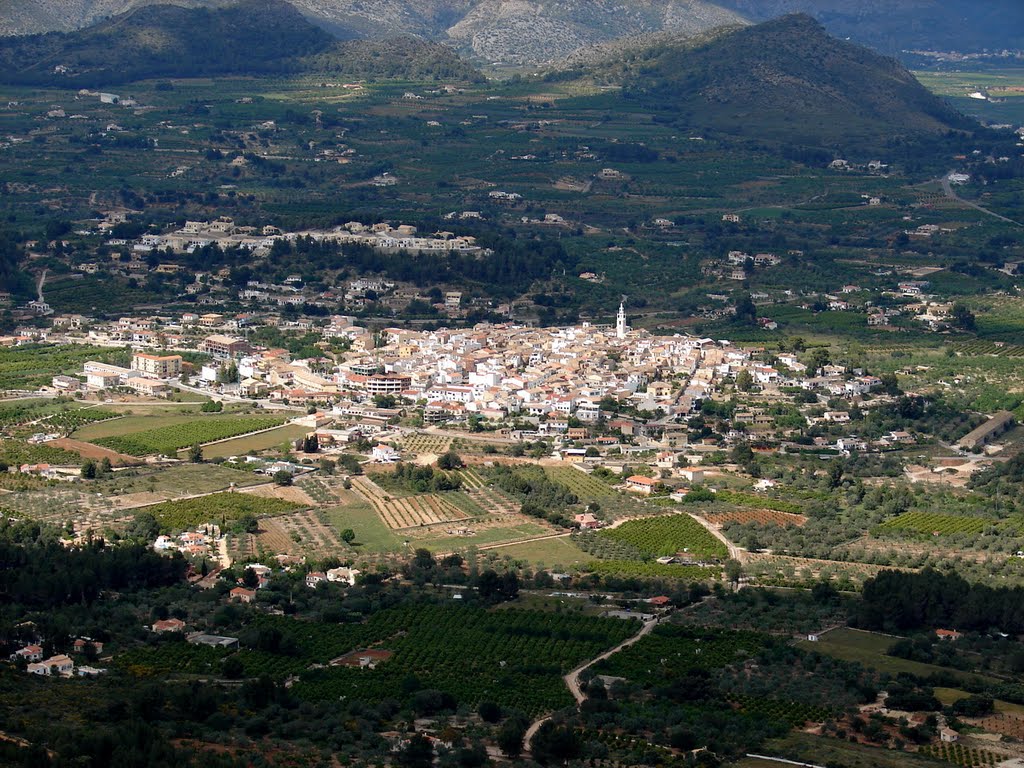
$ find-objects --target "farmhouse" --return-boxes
[624,475,657,495]
[28,655,74,677]
[958,411,1016,451]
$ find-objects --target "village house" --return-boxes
[624,475,657,495]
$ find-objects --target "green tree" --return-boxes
[81,459,97,479]
[497,717,528,759]
[950,302,976,331]
[735,369,754,392]
[273,470,293,486]
[341,528,356,544]
[188,443,204,463]
[437,451,464,470]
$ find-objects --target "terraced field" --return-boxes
[260,510,350,558]
[351,476,470,530]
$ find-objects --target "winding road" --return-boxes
[939,172,1022,227]
[524,616,659,751]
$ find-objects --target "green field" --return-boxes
[200,424,309,458]
[141,491,301,531]
[97,463,265,498]
[74,413,210,440]
[87,416,286,456]
[600,514,728,559]
[761,732,949,768]
[497,536,589,567]
[797,628,998,686]
[322,496,401,552]
[416,522,551,553]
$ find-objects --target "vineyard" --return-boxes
[599,515,728,559]
[716,490,805,515]
[398,433,453,454]
[543,466,618,500]
[582,560,720,581]
[352,476,469,530]
[875,512,995,537]
[141,492,301,531]
[704,509,808,528]
[955,341,1024,358]
[0,438,80,466]
[919,742,1000,767]
[90,416,286,456]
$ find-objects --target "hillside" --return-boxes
[0,0,338,86]
[613,14,975,148]
[712,0,1024,56]
[445,0,745,66]
[306,36,485,82]
[0,0,747,67]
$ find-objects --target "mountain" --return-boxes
[444,0,744,66]
[0,0,747,66]
[711,0,1024,57]
[0,0,338,86]
[307,36,485,82]
[609,14,975,147]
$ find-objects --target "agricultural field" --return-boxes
[293,605,639,715]
[96,463,266,500]
[0,345,120,391]
[581,559,720,581]
[88,416,287,456]
[543,466,619,500]
[258,510,350,559]
[398,432,453,455]
[322,493,401,552]
[745,554,902,589]
[496,536,589,568]
[592,624,769,686]
[140,491,301,532]
[918,742,1002,767]
[875,511,997,538]
[704,509,808,527]
[447,485,521,517]
[796,628,998,686]
[599,514,728,559]
[201,423,309,458]
[414,519,554,552]
[351,475,470,530]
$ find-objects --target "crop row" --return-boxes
[875,511,994,538]
[143,491,301,532]
[600,515,728,559]
[92,416,285,456]
[583,560,720,582]
[592,625,768,686]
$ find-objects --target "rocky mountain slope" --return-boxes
[446,0,744,66]
[0,0,744,66]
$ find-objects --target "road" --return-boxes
[940,172,1023,227]
[686,511,744,563]
[525,616,658,751]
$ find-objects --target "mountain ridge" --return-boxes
[0,0,747,66]
[600,14,975,148]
